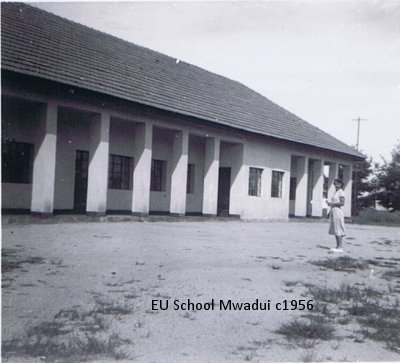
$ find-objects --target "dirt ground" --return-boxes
[2,218,400,362]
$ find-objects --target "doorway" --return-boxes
[217,167,231,216]
[74,150,89,211]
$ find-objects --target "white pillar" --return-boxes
[132,121,153,216]
[169,129,189,216]
[294,156,308,217]
[342,164,353,217]
[31,102,58,216]
[86,113,110,216]
[311,159,324,217]
[202,137,220,216]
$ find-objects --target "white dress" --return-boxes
[329,189,346,236]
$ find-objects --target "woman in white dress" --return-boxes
[327,179,346,252]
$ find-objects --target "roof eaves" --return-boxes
[2,65,365,161]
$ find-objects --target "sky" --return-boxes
[31,1,400,163]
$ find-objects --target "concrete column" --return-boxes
[294,156,308,217]
[202,137,220,216]
[132,121,153,216]
[31,102,58,216]
[311,159,324,217]
[342,164,353,217]
[86,113,110,216]
[169,129,189,216]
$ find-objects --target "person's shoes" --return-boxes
[331,248,344,253]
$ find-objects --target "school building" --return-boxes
[1,3,364,220]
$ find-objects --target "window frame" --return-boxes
[108,154,133,190]
[2,140,33,184]
[248,167,263,197]
[271,170,284,198]
[150,159,167,192]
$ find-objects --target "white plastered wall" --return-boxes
[239,139,291,220]
[3,94,357,219]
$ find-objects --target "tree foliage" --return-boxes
[352,155,376,213]
[373,142,400,211]
[352,142,400,213]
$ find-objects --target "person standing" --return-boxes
[327,178,346,252]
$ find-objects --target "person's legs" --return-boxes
[335,235,343,250]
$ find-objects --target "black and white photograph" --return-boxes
[2,1,400,362]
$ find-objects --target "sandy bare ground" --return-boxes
[2,218,400,362]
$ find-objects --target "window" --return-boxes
[271,171,284,198]
[2,140,33,183]
[187,163,195,194]
[108,154,132,190]
[289,177,297,201]
[248,167,263,196]
[151,159,166,192]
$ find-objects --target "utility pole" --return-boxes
[352,117,367,150]
[351,117,367,217]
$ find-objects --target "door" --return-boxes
[217,167,231,216]
[74,150,89,211]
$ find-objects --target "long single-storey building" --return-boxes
[1,3,364,220]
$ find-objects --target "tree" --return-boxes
[352,154,376,214]
[373,142,400,211]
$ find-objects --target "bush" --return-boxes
[275,318,335,341]
[2,303,132,361]
[353,208,400,226]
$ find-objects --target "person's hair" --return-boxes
[334,178,344,188]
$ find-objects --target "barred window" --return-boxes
[248,167,263,196]
[271,171,284,198]
[108,154,132,190]
[187,163,195,194]
[151,159,166,192]
[2,140,33,183]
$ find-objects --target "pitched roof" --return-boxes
[1,3,364,159]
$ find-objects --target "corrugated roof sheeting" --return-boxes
[1,3,364,159]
